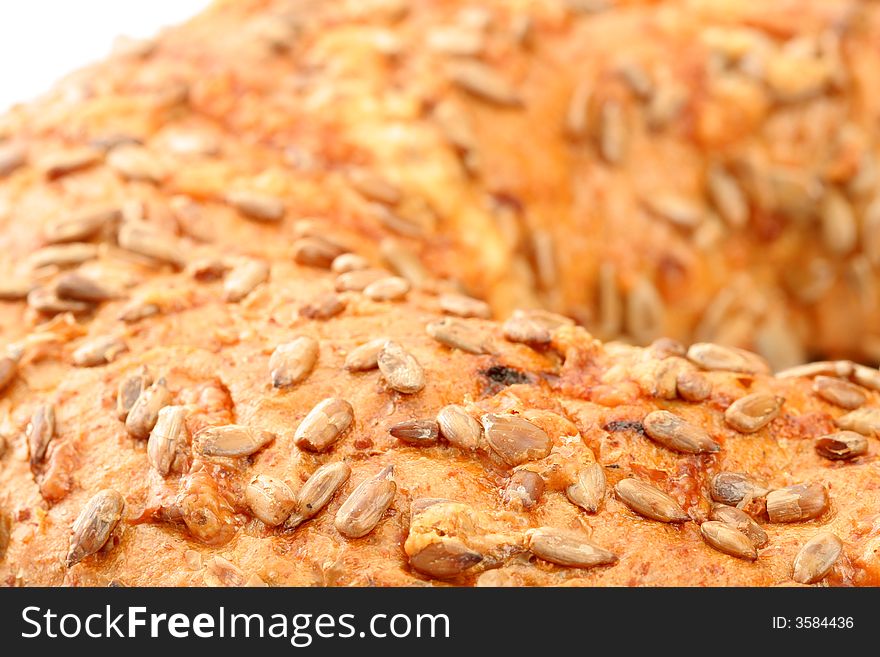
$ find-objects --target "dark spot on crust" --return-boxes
[602,419,646,436]
[482,365,531,387]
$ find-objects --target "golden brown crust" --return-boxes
[3,0,880,366]
[1,0,880,587]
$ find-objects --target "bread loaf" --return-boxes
[1,0,879,586]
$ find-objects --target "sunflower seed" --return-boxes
[292,237,346,269]
[646,337,685,359]
[294,398,354,452]
[368,203,422,239]
[89,132,142,151]
[724,393,784,433]
[776,360,854,379]
[224,259,269,302]
[66,489,125,567]
[710,472,769,506]
[864,198,880,265]
[709,505,768,547]
[707,165,748,228]
[55,273,119,303]
[481,413,550,466]
[504,469,544,508]
[426,318,491,354]
[378,341,424,394]
[408,539,483,579]
[617,58,652,99]
[0,141,26,177]
[117,223,185,268]
[644,357,681,400]
[0,357,17,394]
[163,129,220,156]
[373,206,425,239]
[115,370,152,422]
[596,262,623,337]
[245,475,296,526]
[437,404,482,450]
[147,405,189,476]
[434,99,478,155]
[687,342,770,374]
[792,533,843,584]
[626,276,665,343]
[820,190,856,255]
[72,334,127,367]
[363,276,411,302]
[118,300,160,323]
[0,508,11,559]
[526,527,618,568]
[835,408,880,437]
[225,190,285,222]
[187,257,228,281]
[766,483,828,523]
[44,206,120,244]
[812,376,866,409]
[284,461,351,530]
[331,253,370,274]
[520,308,575,329]
[676,370,712,402]
[0,280,34,300]
[28,243,99,270]
[389,419,439,445]
[438,293,491,319]
[531,229,557,290]
[335,465,396,538]
[427,25,484,56]
[502,315,551,346]
[814,431,868,461]
[334,268,389,292]
[700,521,757,561]
[195,424,276,457]
[42,147,102,179]
[107,145,165,183]
[645,194,704,228]
[598,101,626,165]
[27,287,93,315]
[380,239,430,287]
[614,478,688,523]
[840,361,880,392]
[646,77,686,129]
[565,78,592,138]
[448,60,521,106]
[373,207,422,240]
[299,293,346,320]
[643,410,720,453]
[125,377,172,439]
[566,463,605,513]
[27,404,55,466]
[269,336,319,388]
[347,169,401,205]
[344,338,387,372]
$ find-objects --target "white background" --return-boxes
[0,1,212,112]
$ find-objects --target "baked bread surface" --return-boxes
[0,0,879,586]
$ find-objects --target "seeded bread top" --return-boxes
[1,0,880,586]
[0,254,879,585]
[2,0,880,367]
